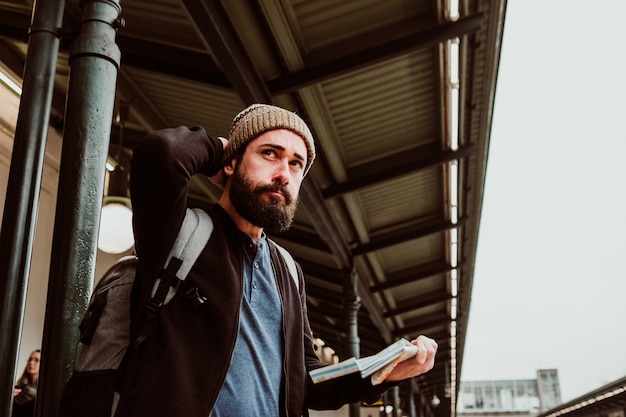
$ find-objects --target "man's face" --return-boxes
[226,129,307,232]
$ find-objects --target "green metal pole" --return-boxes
[409,386,418,417]
[391,385,400,417]
[343,266,362,417]
[36,1,122,416]
[0,0,64,415]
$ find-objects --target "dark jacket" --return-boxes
[114,126,392,417]
[12,384,36,417]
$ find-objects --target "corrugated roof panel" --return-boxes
[388,275,446,303]
[323,52,440,167]
[401,311,449,333]
[292,0,431,49]
[357,165,442,230]
[394,300,447,323]
[120,0,205,50]
[125,67,241,134]
[376,232,445,273]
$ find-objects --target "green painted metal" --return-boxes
[344,266,362,417]
[35,0,122,415]
[0,1,65,415]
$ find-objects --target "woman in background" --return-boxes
[12,349,40,417]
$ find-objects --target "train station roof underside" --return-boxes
[0,0,506,414]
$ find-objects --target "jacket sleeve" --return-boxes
[14,384,37,405]
[129,126,223,285]
[299,272,397,409]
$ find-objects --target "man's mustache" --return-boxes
[255,183,293,204]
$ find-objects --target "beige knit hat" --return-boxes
[225,104,316,175]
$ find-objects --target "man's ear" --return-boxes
[223,158,236,176]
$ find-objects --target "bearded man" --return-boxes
[114,104,437,417]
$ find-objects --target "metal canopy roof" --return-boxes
[0,0,506,414]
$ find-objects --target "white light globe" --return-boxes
[98,200,134,254]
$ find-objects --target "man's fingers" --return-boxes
[413,336,438,365]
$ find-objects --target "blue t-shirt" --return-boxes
[211,235,284,416]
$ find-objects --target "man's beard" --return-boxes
[229,166,298,233]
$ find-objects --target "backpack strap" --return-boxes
[146,210,299,317]
[164,208,213,279]
[270,240,300,292]
[131,209,213,369]
[146,208,213,317]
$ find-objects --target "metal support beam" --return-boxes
[0,1,64,415]
[371,261,462,293]
[179,0,271,105]
[266,14,486,95]
[396,317,451,339]
[352,218,466,257]
[323,145,474,199]
[383,293,453,318]
[37,1,122,415]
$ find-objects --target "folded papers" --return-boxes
[309,338,418,385]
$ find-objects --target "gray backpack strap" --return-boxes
[165,208,213,279]
[150,208,213,305]
[271,241,300,292]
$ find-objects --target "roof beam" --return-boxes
[271,228,331,252]
[352,217,466,257]
[116,36,230,87]
[371,261,463,293]
[179,0,271,104]
[383,292,453,318]
[0,8,30,41]
[323,144,474,199]
[396,317,450,338]
[266,14,486,95]
[0,7,232,88]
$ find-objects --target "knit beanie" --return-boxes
[225,104,316,175]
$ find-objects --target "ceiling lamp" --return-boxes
[98,102,134,254]
[98,195,133,254]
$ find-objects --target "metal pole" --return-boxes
[390,385,400,417]
[36,1,122,415]
[408,386,418,417]
[343,266,361,417]
[381,391,389,417]
[0,0,64,414]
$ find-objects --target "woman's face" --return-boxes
[26,351,40,378]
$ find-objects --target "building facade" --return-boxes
[458,370,562,417]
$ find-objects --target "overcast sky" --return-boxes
[460,0,626,403]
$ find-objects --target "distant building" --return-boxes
[537,375,626,417]
[457,369,562,417]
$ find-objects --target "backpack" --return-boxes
[60,208,299,417]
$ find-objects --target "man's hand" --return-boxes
[385,335,438,382]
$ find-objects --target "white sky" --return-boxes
[460,0,626,403]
